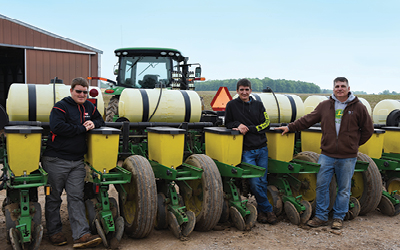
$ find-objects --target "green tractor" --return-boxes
[100,47,204,122]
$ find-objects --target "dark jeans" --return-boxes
[242,146,273,213]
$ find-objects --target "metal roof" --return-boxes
[0,14,103,54]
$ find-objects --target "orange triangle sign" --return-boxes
[210,87,232,111]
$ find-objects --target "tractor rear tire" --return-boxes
[119,155,157,238]
[354,153,383,215]
[181,154,223,232]
[105,96,119,122]
[386,109,400,126]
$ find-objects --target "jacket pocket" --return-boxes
[338,134,358,155]
[320,132,336,153]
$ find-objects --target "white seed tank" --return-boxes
[232,93,305,123]
[373,99,400,124]
[118,88,202,122]
[6,83,104,122]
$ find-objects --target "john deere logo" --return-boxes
[335,109,343,119]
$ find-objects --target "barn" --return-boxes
[0,14,103,109]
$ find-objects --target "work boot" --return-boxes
[331,219,343,230]
[257,211,268,224]
[73,233,102,249]
[49,232,68,246]
[306,217,328,228]
[266,211,278,225]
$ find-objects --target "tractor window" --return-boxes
[119,56,172,88]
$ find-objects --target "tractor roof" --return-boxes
[114,47,185,62]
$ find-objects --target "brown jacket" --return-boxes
[288,96,374,158]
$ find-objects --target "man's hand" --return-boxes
[275,126,289,135]
[83,120,95,131]
[233,124,249,135]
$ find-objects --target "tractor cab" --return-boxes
[103,47,205,122]
[109,47,202,92]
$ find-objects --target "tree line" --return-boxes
[195,77,321,93]
[379,90,400,95]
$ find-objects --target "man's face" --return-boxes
[70,85,88,105]
[237,86,252,102]
[333,81,350,99]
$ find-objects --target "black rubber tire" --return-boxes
[105,96,119,122]
[294,151,320,162]
[85,198,98,233]
[218,199,230,223]
[354,153,383,215]
[5,203,18,243]
[293,152,336,212]
[393,194,400,216]
[386,177,400,194]
[109,197,119,219]
[119,155,157,239]
[267,185,283,216]
[83,182,96,201]
[154,194,168,230]
[31,202,42,229]
[181,154,223,232]
[386,109,400,126]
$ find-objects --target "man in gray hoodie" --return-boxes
[276,77,374,230]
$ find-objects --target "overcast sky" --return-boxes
[2,0,399,94]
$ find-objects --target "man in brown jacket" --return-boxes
[276,77,374,230]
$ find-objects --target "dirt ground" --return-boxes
[1,185,400,250]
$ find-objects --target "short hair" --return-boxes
[333,77,349,86]
[236,78,252,90]
[71,77,89,89]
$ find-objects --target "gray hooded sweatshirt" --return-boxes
[331,91,356,136]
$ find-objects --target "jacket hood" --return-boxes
[63,96,77,105]
[234,95,255,104]
[331,91,356,104]
[63,96,87,106]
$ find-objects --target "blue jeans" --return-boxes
[315,154,357,221]
[242,146,273,213]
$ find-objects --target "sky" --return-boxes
[1,0,399,94]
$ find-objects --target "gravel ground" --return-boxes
[1,186,400,250]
